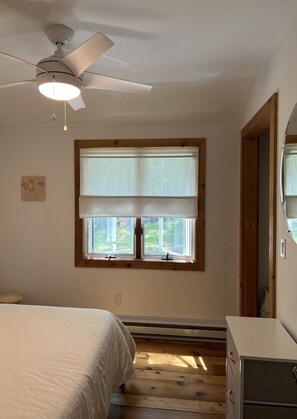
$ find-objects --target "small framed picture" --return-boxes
[21,176,46,201]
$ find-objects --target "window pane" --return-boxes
[142,156,197,197]
[287,218,297,243]
[143,218,194,258]
[80,147,197,198]
[284,152,297,195]
[81,157,136,196]
[85,218,135,255]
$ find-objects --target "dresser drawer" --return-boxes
[226,316,297,419]
[227,360,240,419]
[244,404,297,419]
[227,330,240,389]
[244,360,297,405]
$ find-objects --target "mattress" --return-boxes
[0,304,135,419]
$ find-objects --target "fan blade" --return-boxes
[0,51,45,72]
[67,95,86,111]
[83,72,152,95]
[61,33,114,77]
[0,80,35,89]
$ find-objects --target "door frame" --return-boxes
[240,93,278,317]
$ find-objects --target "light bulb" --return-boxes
[39,82,80,101]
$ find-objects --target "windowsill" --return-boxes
[75,257,203,271]
[85,256,194,263]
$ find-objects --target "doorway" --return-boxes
[240,93,277,318]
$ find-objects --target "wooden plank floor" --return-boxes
[108,338,226,419]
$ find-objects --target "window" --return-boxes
[75,139,205,270]
[283,143,297,242]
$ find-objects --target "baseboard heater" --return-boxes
[118,316,226,341]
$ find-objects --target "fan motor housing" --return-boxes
[36,56,82,91]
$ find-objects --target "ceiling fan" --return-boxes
[0,24,152,111]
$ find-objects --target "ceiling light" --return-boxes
[39,82,80,101]
[37,72,82,101]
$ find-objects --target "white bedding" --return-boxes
[0,304,135,419]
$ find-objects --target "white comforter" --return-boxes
[0,305,135,419]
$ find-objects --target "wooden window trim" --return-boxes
[75,138,205,271]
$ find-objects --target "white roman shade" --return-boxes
[79,147,198,218]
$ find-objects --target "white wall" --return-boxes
[0,122,240,324]
[243,17,297,340]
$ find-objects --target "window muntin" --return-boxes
[75,139,205,271]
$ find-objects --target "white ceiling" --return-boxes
[0,0,297,127]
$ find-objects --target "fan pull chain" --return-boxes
[52,99,56,121]
[52,83,57,121]
[64,101,68,132]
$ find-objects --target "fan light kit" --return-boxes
[0,23,152,128]
[36,25,82,101]
[38,79,81,101]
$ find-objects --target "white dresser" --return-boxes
[226,316,297,419]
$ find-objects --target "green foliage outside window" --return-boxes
[87,217,191,257]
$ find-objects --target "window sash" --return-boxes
[84,218,135,257]
[142,217,194,259]
[83,216,195,261]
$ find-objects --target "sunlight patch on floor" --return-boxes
[198,356,208,371]
[134,351,199,369]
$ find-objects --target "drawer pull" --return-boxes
[227,389,235,405]
[228,351,236,364]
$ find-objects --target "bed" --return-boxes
[0,304,135,419]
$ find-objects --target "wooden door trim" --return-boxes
[240,137,259,316]
[240,93,277,318]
